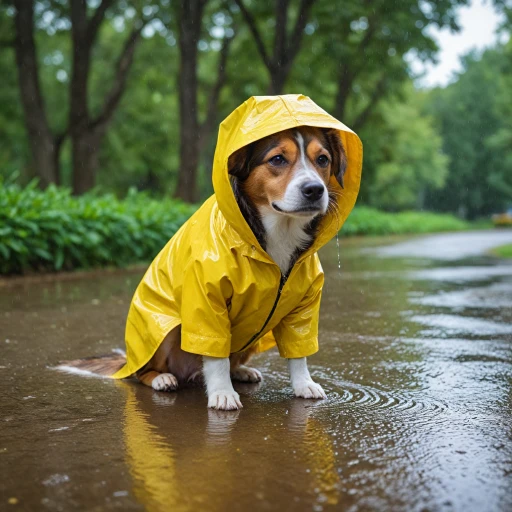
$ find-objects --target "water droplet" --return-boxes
[336,232,342,275]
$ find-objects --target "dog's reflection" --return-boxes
[119,380,341,511]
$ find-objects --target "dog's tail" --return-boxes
[55,349,126,378]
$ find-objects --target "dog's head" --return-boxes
[228,127,347,219]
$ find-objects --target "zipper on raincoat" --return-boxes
[237,274,286,352]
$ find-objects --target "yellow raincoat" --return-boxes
[113,94,362,379]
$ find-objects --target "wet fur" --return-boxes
[58,127,346,404]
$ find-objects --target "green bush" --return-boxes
[341,206,470,236]
[0,181,197,274]
[490,244,512,259]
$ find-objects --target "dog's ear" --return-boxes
[324,129,347,189]
[228,146,251,181]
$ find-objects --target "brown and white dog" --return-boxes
[59,126,346,410]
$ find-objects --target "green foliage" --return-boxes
[341,206,469,236]
[490,243,512,258]
[425,40,512,219]
[362,84,449,210]
[0,181,196,275]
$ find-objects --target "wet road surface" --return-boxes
[1,230,511,511]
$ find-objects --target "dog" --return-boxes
[58,95,362,411]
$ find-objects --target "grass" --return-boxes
[0,182,475,275]
[490,244,512,258]
[341,206,470,236]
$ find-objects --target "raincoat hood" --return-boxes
[213,94,362,258]
[113,95,362,380]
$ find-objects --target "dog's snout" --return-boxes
[301,182,324,201]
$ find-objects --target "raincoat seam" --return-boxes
[279,95,299,127]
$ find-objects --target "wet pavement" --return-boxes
[1,230,511,512]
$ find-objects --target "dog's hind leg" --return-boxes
[136,329,179,392]
[137,369,178,392]
[229,346,262,383]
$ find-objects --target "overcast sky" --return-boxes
[412,0,508,88]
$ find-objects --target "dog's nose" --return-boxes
[301,182,324,201]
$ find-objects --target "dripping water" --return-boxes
[336,231,342,277]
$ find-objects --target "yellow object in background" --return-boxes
[113,94,363,379]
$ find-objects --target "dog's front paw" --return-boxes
[208,390,243,410]
[231,365,262,383]
[293,380,326,399]
[151,373,178,392]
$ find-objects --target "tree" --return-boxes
[230,0,470,134]
[363,84,449,210]
[309,0,469,130]
[12,0,61,187]
[173,0,236,202]
[233,0,316,94]
[425,41,512,218]
[9,0,153,193]
[69,0,150,194]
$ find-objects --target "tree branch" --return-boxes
[286,0,315,63]
[273,0,290,66]
[333,16,378,120]
[90,25,144,131]
[352,74,388,131]
[86,0,115,45]
[234,0,272,69]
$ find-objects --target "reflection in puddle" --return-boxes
[406,265,512,283]
[206,409,241,445]
[373,231,512,260]
[123,385,183,512]
[121,384,343,511]
[337,265,512,283]
[411,282,512,309]
[410,314,512,335]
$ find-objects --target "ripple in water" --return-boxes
[320,379,447,422]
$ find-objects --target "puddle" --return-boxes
[0,232,511,511]
[374,230,512,260]
[412,282,512,308]
[410,314,512,336]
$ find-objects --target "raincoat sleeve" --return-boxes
[272,271,324,359]
[180,260,233,358]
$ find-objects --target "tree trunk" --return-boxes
[333,67,353,121]
[267,66,289,95]
[69,0,95,195]
[174,0,205,202]
[13,0,59,187]
[72,130,103,194]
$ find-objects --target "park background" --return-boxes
[0,0,511,274]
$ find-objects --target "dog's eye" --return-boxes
[316,155,330,167]
[268,155,287,166]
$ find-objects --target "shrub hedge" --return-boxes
[0,182,471,275]
[490,244,512,259]
[0,181,196,274]
[341,206,470,236]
